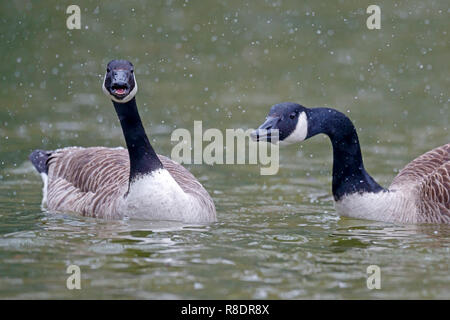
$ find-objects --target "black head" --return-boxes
[102,60,137,103]
[251,102,309,144]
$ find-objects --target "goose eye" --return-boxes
[289,113,296,119]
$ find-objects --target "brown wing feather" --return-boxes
[391,143,449,188]
[46,147,130,218]
[390,143,450,223]
[415,161,450,223]
[46,147,214,219]
[48,147,129,194]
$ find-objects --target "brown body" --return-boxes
[44,146,216,220]
[390,143,450,224]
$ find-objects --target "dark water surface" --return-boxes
[0,0,449,299]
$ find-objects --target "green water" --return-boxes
[0,0,449,299]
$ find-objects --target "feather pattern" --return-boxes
[336,143,450,224]
[390,143,450,223]
[45,146,216,221]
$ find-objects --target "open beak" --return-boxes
[110,70,131,98]
[250,116,280,143]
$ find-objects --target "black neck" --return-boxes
[113,97,163,182]
[306,108,384,200]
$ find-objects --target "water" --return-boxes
[0,0,449,299]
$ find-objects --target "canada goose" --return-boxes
[29,59,216,223]
[251,102,450,224]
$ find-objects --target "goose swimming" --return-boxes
[251,102,449,224]
[30,60,216,223]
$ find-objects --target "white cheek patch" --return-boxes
[121,74,138,103]
[282,111,308,144]
[102,73,110,97]
[102,73,138,103]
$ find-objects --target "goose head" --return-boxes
[102,59,138,103]
[251,102,309,144]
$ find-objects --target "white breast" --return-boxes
[334,189,419,224]
[41,173,48,206]
[123,169,212,223]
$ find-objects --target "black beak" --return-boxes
[110,70,131,96]
[250,116,280,142]
[112,70,129,86]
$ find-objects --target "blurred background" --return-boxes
[0,0,448,299]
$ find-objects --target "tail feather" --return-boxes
[29,149,52,174]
